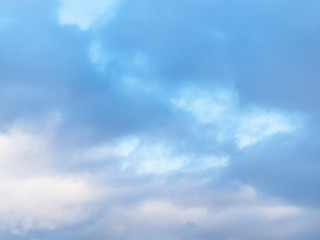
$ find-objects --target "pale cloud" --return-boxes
[191,156,229,170]
[0,174,101,233]
[0,116,311,239]
[120,200,208,227]
[258,206,301,220]
[129,143,187,174]
[89,41,153,92]
[172,89,235,124]
[58,0,121,30]
[0,120,313,239]
[114,137,140,157]
[0,122,109,234]
[121,75,156,93]
[0,112,62,175]
[172,88,301,149]
[83,137,229,174]
[89,41,109,71]
[97,184,316,239]
[235,109,297,149]
[0,126,52,175]
[124,199,301,228]
[82,136,139,161]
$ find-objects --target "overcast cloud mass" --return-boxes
[1,0,320,239]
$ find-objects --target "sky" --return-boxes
[0,0,320,239]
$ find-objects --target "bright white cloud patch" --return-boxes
[58,0,120,30]
[0,123,108,233]
[0,174,100,233]
[0,126,52,175]
[173,88,301,149]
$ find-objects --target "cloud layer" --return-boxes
[0,0,320,239]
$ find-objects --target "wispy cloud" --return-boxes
[172,88,302,149]
[82,136,229,174]
[58,0,121,30]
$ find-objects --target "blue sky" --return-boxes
[1,0,320,239]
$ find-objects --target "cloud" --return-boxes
[2,0,320,239]
[172,89,235,124]
[0,174,100,233]
[58,0,121,30]
[0,122,109,234]
[235,109,297,149]
[121,200,207,227]
[89,41,109,72]
[0,125,52,175]
[93,184,319,240]
[82,136,229,174]
[173,88,301,149]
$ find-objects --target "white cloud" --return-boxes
[235,110,296,149]
[192,156,229,170]
[0,111,308,239]
[172,89,234,124]
[98,184,316,239]
[0,123,109,233]
[258,206,300,220]
[83,137,229,174]
[0,126,52,175]
[0,174,101,233]
[129,143,187,174]
[121,200,207,227]
[172,88,301,149]
[58,0,121,30]
[114,137,140,157]
[7,118,312,240]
